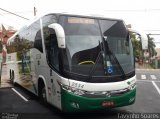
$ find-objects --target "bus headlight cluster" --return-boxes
[130,82,136,90]
[68,87,85,96]
[61,84,85,96]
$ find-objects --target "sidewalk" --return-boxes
[0,76,13,88]
[0,64,13,88]
[136,68,160,71]
[135,62,160,71]
[135,62,153,69]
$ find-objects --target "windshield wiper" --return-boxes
[88,36,126,81]
[103,36,126,79]
[88,41,103,80]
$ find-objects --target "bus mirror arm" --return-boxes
[48,23,66,48]
[129,28,148,50]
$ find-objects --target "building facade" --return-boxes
[0,25,16,63]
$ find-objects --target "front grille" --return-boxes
[82,88,130,98]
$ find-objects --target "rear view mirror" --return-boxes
[48,23,65,48]
[129,29,148,50]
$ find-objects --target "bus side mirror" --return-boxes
[139,32,148,50]
[48,23,65,48]
[129,29,148,50]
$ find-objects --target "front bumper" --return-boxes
[61,88,136,112]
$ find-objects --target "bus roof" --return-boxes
[41,12,124,22]
[27,12,124,26]
[22,12,124,29]
[7,12,125,44]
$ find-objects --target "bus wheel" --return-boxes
[39,83,47,104]
[12,71,15,80]
[10,70,12,80]
[10,71,15,84]
[42,87,47,102]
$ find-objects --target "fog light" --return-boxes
[129,97,135,103]
[70,102,80,109]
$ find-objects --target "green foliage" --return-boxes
[130,33,142,59]
[7,35,32,60]
[147,34,157,57]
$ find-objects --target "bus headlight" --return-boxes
[61,84,85,96]
[130,82,136,89]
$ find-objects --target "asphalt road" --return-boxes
[0,69,160,119]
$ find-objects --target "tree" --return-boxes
[130,33,142,61]
[147,34,157,58]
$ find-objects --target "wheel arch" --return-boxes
[38,75,49,101]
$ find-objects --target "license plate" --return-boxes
[102,100,114,106]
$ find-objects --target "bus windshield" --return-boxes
[59,16,134,82]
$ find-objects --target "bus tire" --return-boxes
[10,70,15,84]
[38,80,47,104]
[12,71,15,80]
[10,70,12,80]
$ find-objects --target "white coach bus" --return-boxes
[6,13,148,112]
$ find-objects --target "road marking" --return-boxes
[137,80,160,83]
[150,75,157,80]
[141,75,146,80]
[152,81,160,96]
[11,88,28,102]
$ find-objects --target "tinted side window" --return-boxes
[30,20,43,52]
[34,30,43,52]
[44,28,59,71]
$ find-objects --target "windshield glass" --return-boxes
[99,20,134,74]
[59,16,134,82]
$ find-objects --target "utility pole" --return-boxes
[0,62,2,86]
[34,7,37,16]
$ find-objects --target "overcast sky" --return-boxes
[0,0,160,46]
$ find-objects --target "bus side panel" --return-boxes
[6,53,20,83]
[7,50,38,95]
[37,59,62,110]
